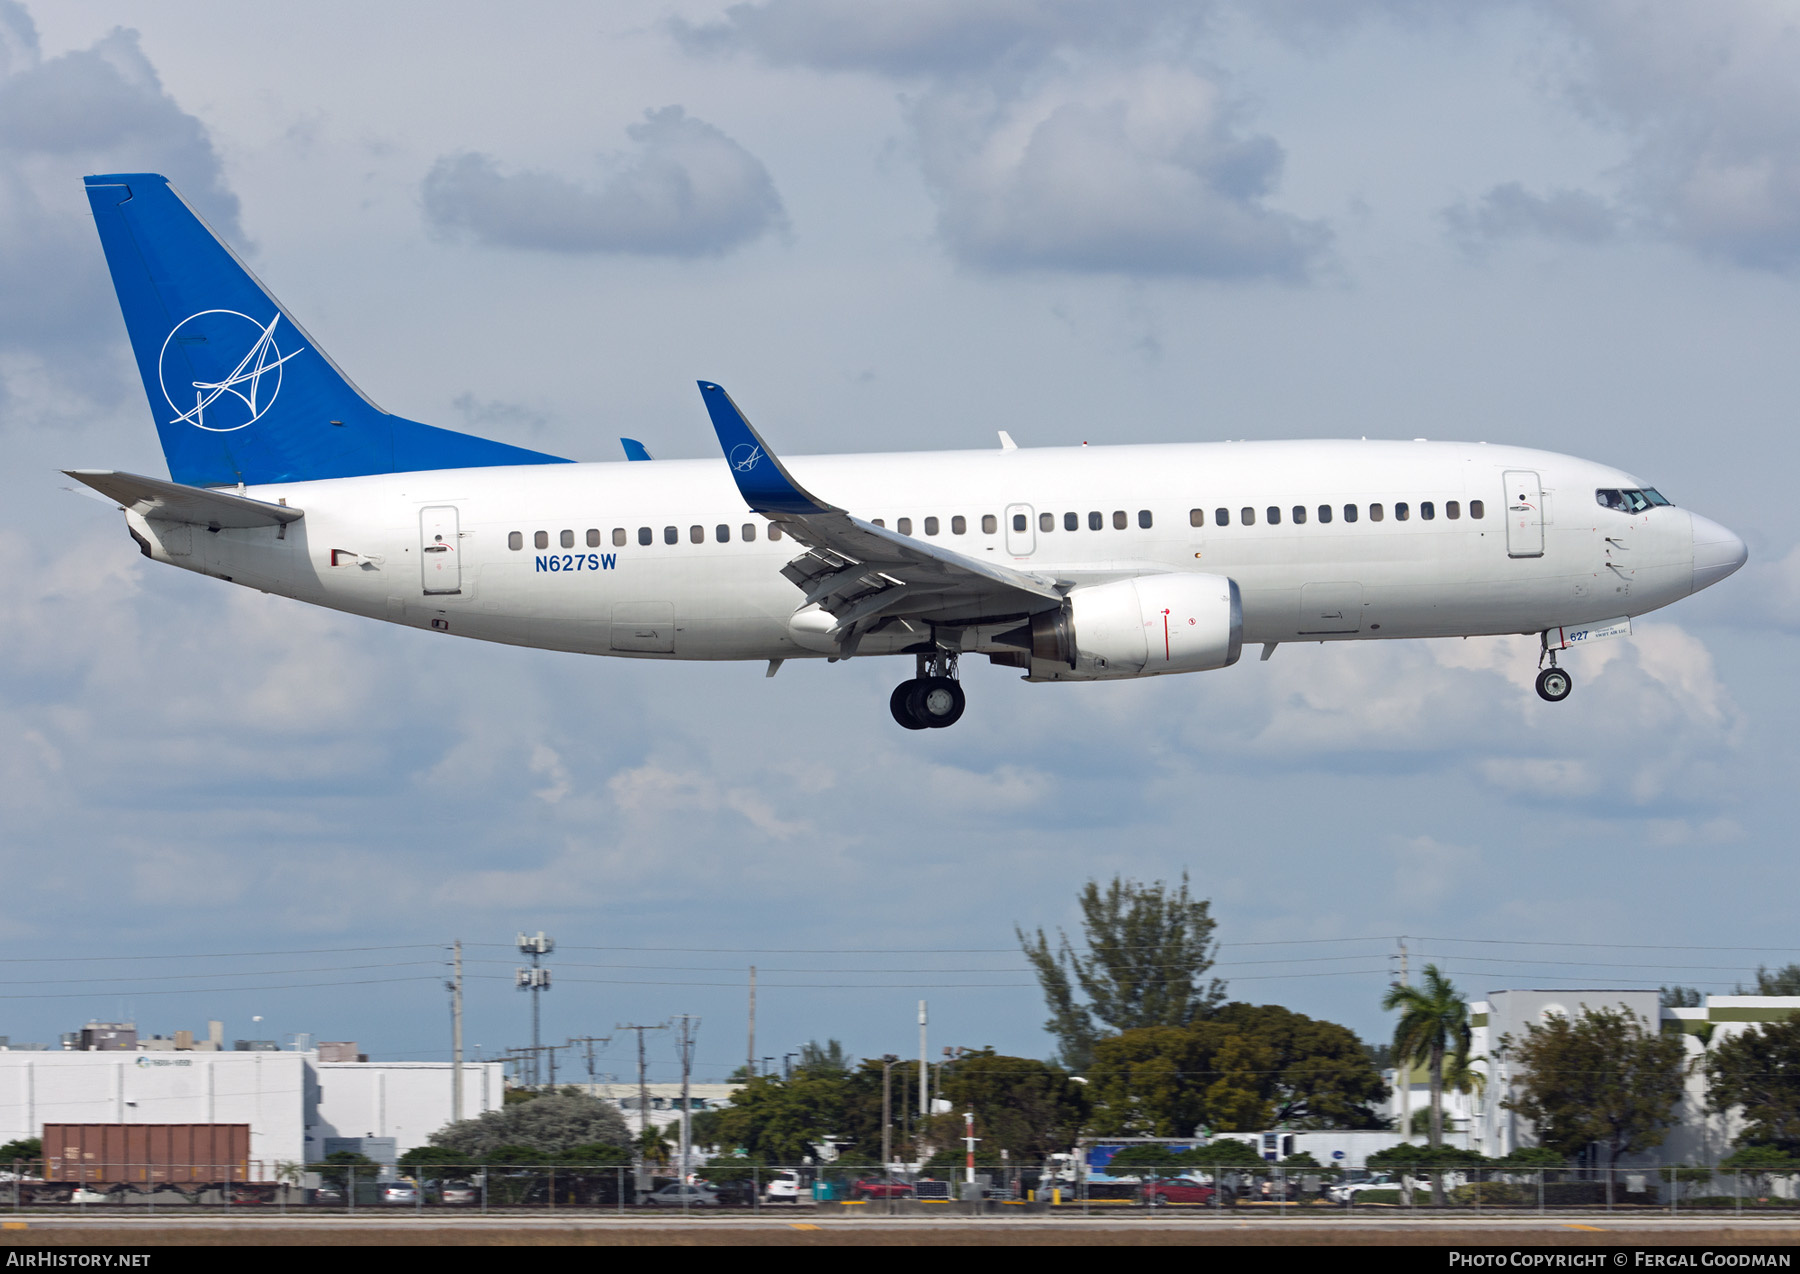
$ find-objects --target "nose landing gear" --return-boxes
[890,651,966,729]
[1536,637,1573,702]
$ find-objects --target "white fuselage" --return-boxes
[119,439,1725,667]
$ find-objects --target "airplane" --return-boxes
[67,174,1747,730]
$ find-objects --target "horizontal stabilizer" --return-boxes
[620,438,654,461]
[63,469,302,529]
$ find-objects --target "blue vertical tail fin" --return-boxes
[84,173,568,487]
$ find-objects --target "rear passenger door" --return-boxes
[420,505,462,594]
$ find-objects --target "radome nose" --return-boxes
[1690,511,1748,594]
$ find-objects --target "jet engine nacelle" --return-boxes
[1027,572,1241,680]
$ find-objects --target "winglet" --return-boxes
[696,382,835,515]
[621,438,654,461]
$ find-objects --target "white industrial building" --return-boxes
[1462,990,1800,1166]
[579,1082,735,1137]
[0,1048,502,1174]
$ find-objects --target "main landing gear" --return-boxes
[891,651,966,730]
[1536,638,1573,703]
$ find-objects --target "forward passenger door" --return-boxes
[1503,471,1543,558]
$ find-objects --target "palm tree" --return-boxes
[1382,964,1470,1151]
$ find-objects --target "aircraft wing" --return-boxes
[696,382,1063,653]
[63,469,303,529]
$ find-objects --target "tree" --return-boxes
[1212,1004,1387,1129]
[0,1138,40,1164]
[397,1145,472,1182]
[1382,965,1469,1152]
[311,1150,375,1189]
[1087,1006,1386,1137]
[934,1050,1088,1158]
[1503,1005,1688,1201]
[1661,985,1704,1008]
[1743,965,1800,996]
[1705,1014,1800,1155]
[427,1089,631,1159]
[1018,873,1226,1070]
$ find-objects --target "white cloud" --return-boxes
[1442,181,1619,254]
[0,3,238,406]
[421,107,785,257]
[1537,0,1800,272]
[917,65,1328,277]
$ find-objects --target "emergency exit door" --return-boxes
[1004,504,1036,557]
[420,505,461,594]
[1503,471,1543,558]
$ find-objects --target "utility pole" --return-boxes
[963,1110,979,1184]
[516,932,554,1088]
[881,1054,900,1177]
[1395,936,1411,1141]
[617,1023,666,1142]
[568,1035,610,1085]
[746,966,756,1080]
[447,939,464,1121]
[675,1015,699,1182]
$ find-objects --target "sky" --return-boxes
[1,0,1798,1088]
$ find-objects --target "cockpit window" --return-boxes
[1596,488,1674,513]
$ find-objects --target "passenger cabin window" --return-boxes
[1395,502,1410,521]
[898,517,913,535]
[982,514,997,534]
[1241,507,1255,526]
[1318,505,1332,524]
[1421,501,1435,520]
[1344,504,1358,523]
[1215,508,1229,527]
[1012,513,1027,532]
[638,527,652,545]
[690,525,704,544]
[871,519,885,527]
[1470,500,1484,519]
[534,531,549,550]
[1039,512,1054,532]
[1446,501,1460,520]
[924,516,940,536]
[1138,510,1152,528]
[769,525,783,540]
[716,524,730,543]
[742,523,757,541]
[1267,506,1281,525]
[1113,510,1127,530]
[1369,503,1384,522]
[1089,511,1103,531]
[613,528,627,546]
[561,529,575,548]
[952,515,966,535]
[1292,505,1306,525]
[586,529,601,547]
[508,531,523,550]
[1065,512,1079,531]
[1191,508,1205,527]
[664,526,678,545]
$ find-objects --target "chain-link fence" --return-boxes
[6,1160,1798,1217]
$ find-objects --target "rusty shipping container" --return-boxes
[42,1123,256,1184]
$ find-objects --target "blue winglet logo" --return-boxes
[730,443,763,473]
[158,310,304,433]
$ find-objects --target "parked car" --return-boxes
[379,1184,419,1205]
[1327,1173,1399,1203]
[440,1184,479,1206]
[312,1186,345,1206]
[1142,1177,1217,1206]
[851,1178,915,1199]
[765,1170,805,1203]
[642,1182,720,1207]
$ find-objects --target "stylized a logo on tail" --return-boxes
[158,310,304,433]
